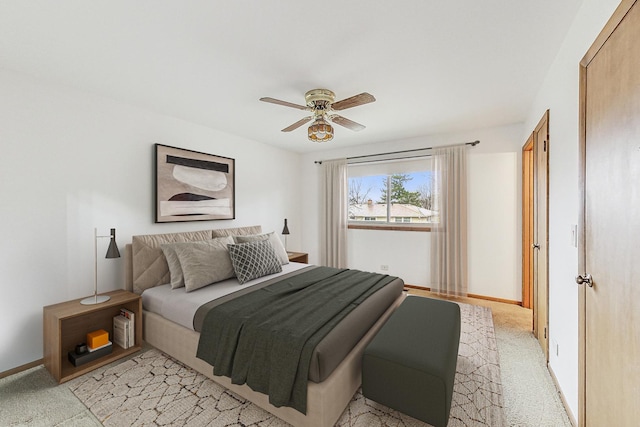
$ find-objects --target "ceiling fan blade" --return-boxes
[329,115,366,132]
[260,97,308,111]
[331,92,376,111]
[281,116,313,132]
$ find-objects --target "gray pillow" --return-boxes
[228,240,283,284]
[233,231,289,265]
[159,244,185,289]
[172,236,235,292]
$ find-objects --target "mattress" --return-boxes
[141,262,310,330]
[142,264,404,383]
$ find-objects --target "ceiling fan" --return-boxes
[260,89,376,142]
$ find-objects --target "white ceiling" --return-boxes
[0,1,584,153]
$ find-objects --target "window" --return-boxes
[348,158,435,229]
[394,217,411,223]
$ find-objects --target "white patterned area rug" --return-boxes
[69,302,505,427]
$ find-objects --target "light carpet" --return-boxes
[69,301,505,426]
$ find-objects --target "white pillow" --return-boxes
[232,231,289,265]
[172,236,235,292]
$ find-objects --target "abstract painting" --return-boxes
[155,144,235,222]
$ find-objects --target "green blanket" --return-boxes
[195,266,396,414]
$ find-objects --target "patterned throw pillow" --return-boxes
[232,232,289,265]
[228,240,283,284]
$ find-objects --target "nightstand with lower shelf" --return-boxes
[287,251,308,264]
[43,289,142,383]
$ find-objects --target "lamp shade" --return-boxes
[308,118,334,142]
[282,219,290,235]
[105,228,120,258]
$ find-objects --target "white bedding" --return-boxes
[141,262,309,330]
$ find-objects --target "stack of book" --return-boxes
[113,308,135,349]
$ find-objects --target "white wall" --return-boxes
[521,0,620,420]
[468,152,519,300]
[301,123,523,301]
[348,229,430,284]
[0,69,302,373]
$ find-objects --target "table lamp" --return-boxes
[282,218,290,252]
[81,228,120,305]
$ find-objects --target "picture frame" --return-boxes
[155,144,235,223]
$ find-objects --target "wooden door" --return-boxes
[579,1,640,425]
[522,135,534,310]
[533,111,549,360]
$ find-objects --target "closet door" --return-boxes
[579,1,640,425]
[532,112,549,361]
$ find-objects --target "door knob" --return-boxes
[532,243,541,249]
[575,274,593,287]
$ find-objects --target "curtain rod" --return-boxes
[313,140,480,164]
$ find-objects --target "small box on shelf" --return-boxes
[68,341,113,366]
[87,329,109,350]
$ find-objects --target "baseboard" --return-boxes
[0,358,43,380]
[403,284,522,306]
[547,363,577,427]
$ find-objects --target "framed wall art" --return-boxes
[155,144,235,223]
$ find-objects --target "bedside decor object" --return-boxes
[155,144,235,222]
[81,228,120,305]
[86,329,109,350]
[68,340,113,367]
[282,218,290,251]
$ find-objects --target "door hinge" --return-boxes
[544,140,547,152]
[544,327,547,339]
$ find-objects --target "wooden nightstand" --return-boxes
[43,289,142,383]
[287,251,308,264]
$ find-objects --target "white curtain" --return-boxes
[430,145,468,296]
[320,159,348,268]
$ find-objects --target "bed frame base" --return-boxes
[143,293,405,427]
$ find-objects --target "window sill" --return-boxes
[348,224,432,232]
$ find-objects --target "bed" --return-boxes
[124,225,405,427]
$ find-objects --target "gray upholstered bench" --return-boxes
[362,296,461,427]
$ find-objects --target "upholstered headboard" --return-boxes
[124,225,262,294]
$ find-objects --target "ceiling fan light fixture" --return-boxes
[261,88,374,141]
[308,118,334,142]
